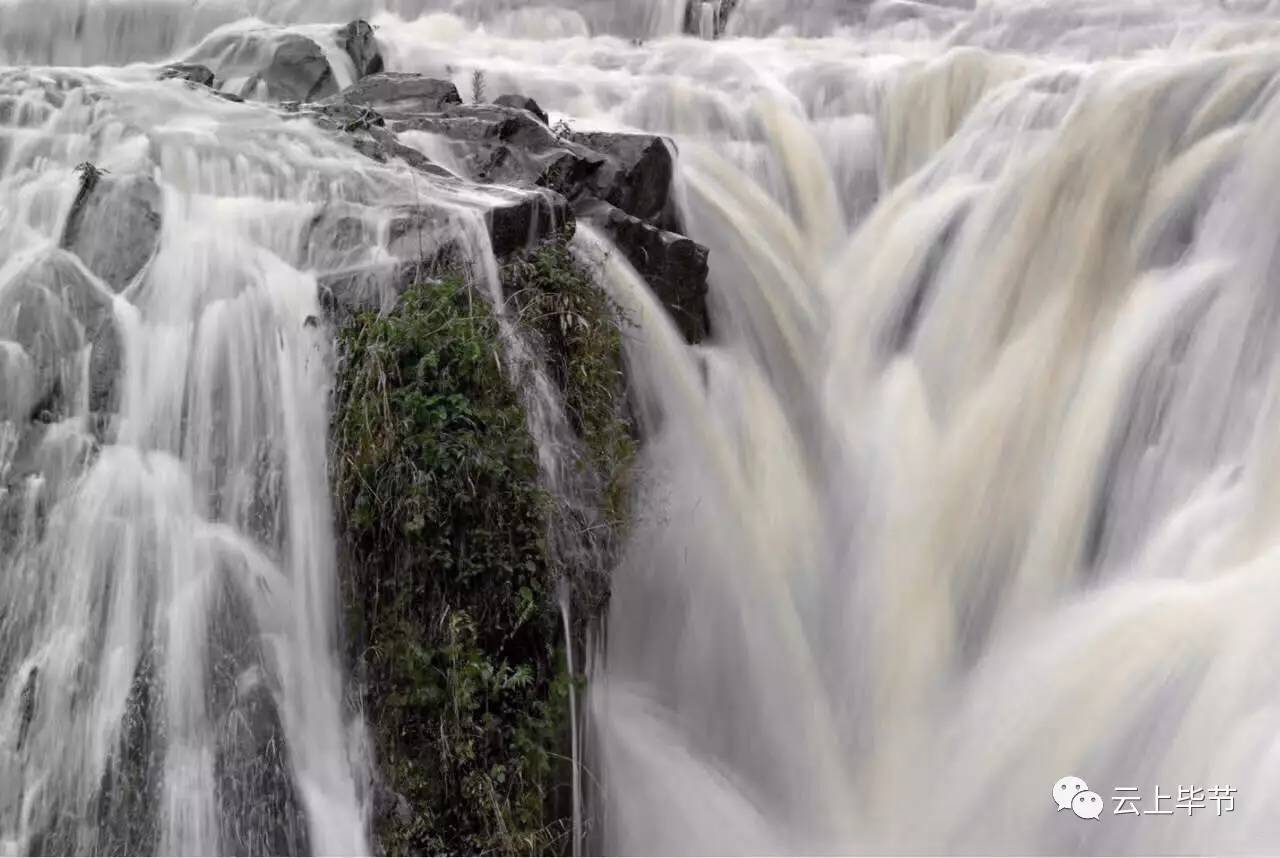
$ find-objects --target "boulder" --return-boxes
[328,73,462,117]
[569,131,675,223]
[0,254,106,422]
[494,93,549,126]
[577,199,709,343]
[62,173,161,292]
[242,35,338,104]
[337,20,384,79]
[161,63,215,87]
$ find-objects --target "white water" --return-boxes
[0,46,566,858]
[8,0,1280,855]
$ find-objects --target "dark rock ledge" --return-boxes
[315,68,711,341]
[156,20,712,341]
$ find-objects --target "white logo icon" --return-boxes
[1053,775,1088,812]
[1072,790,1104,820]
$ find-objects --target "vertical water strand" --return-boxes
[558,580,582,858]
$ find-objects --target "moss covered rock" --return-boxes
[333,239,631,855]
[334,274,567,855]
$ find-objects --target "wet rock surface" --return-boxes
[337,20,384,79]
[47,70,709,344]
[577,199,710,342]
[242,34,338,103]
[568,130,676,222]
[494,93,549,125]
[62,172,161,292]
[315,184,571,320]
[304,74,711,337]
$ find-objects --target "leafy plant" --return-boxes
[335,275,572,855]
[333,241,631,855]
[504,240,636,534]
[471,69,487,105]
[74,160,107,190]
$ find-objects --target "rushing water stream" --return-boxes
[8,0,1280,854]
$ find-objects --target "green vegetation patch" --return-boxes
[333,238,631,855]
[503,240,635,542]
[335,274,568,855]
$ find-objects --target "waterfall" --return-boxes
[0,45,574,856]
[571,5,1280,855]
[9,0,1280,855]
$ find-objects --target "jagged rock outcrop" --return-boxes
[485,186,571,258]
[242,34,338,103]
[305,74,710,338]
[56,169,158,421]
[567,131,675,223]
[494,93,549,125]
[380,102,676,220]
[577,199,710,342]
[337,20,383,78]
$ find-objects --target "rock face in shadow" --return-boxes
[242,35,338,103]
[568,131,676,223]
[277,72,711,340]
[577,199,710,342]
[337,20,384,79]
[308,73,711,339]
[379,104,676,222]
[486,187,572,258]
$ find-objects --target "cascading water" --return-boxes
[0,46,574,855]
[9,0,1280,855]
[0,69,372,853]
